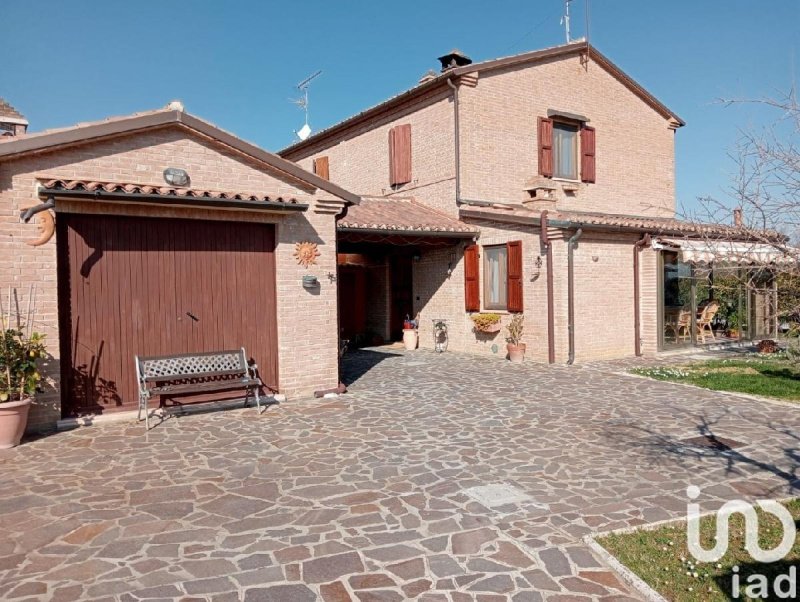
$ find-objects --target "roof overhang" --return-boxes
[653,238,796,266]
[39,180,308,214]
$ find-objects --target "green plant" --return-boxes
[0,328,46,402]
[505,314,524,346]
[470,313,501,331]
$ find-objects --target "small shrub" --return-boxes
[757,339,779,354]
[505,314,524,346]
[470,313,501,331]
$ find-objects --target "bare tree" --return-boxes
[677,89,800,333]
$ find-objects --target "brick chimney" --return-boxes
[733,208,743,227]
[437,49,472,72]
[0,98,28,137]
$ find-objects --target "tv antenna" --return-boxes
[560,0,573,43]
[291,70,322,141]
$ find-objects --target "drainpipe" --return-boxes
[633,233,651,357]
[446,78,461,204]
[20,195,55,222]
[541,211,555,364]
[567,228,583,365]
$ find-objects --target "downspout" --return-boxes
[446,78,461,204]
[567,228,583,365]
[541,211,555,364]
[633,233,651,357]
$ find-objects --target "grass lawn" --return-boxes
[597,498,800,601]
[631,354,800,401]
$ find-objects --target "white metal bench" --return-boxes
[135,348,262,429]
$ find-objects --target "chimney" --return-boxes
[0,98,28,137]
[733,208,743,227]
[437,49,472,72]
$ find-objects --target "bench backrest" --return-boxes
[136,349,248,383]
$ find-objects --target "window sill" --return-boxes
[552,177,581,184]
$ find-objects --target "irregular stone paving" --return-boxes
[0,347,798,601]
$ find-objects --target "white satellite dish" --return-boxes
[297,123,312,141]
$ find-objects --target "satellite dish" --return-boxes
[297,123,312,141]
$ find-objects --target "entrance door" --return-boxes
[57,214,279,416]
[390,255,413,340]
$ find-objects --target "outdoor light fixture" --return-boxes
[302,275,319,289]
[163,167,190,187]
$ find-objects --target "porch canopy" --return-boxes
[653,238,795,266]
[338,196,477,245]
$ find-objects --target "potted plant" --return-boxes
[0,327,45,448]
[471,313,502,333]
[505,314,526,363]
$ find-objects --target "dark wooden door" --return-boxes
[57,214,279,417]
[338,266,367,341]
[390,256,413,341]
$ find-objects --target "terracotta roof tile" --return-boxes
[459,204,783,241]
[339,196,477,235]
[39,178,303,204]
[0,98,26,121]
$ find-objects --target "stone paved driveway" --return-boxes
[0,348,798,601]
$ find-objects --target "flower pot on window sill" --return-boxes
[507,343,526,363]
[0,397,32,449]
[474,323,502,334]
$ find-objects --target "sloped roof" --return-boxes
[281,42,684,158]
[459,204,782,242]
[0,98,26,122]
[339,196,477,236]
[0,104,359,205]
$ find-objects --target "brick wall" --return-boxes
[286,92,458,216]
[459,54,676,217]
[0,125,342,432]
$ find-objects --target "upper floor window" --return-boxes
[538,116,596,183]
[552,122,578,180]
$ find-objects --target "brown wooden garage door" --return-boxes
[57,214,279,417]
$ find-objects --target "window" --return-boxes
[538,117,596,183]
[552,121,578,180]
[483,245,508,310]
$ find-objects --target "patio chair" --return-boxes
[664,308,692,343]
[696,300,720,344]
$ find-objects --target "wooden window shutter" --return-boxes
[313,156,330,180]
[538,117,554,177]
[464,244,480,312]
[580,126,596,183]
[389,124,412,186]
[506,240,523,313]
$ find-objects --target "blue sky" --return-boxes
[2,1,798,212]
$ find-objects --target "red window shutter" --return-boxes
[506,240,523,313]
[538,117,553,178]
[313,156,330,180]
[464,244,480,312]
[580,126,596,183]
[389,124,412,186]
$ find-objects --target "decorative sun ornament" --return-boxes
[293,241,320,268]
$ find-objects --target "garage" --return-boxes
[57,213,279,417]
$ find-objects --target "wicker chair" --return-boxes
[665,308,692,343]
[696,300,721,344]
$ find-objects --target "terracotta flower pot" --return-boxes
[402,328,418,350]
[507,343,526,363]
[0,398,32,449]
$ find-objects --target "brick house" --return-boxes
[281,42,782,363]
[0,100,358,432]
